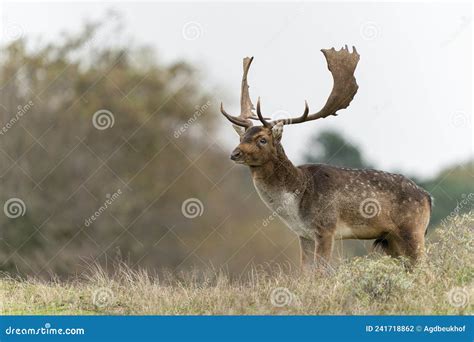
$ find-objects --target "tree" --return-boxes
[0,14,299,277]
[303,130,371,168]
[419,160,474,228]
[0,17,213,276]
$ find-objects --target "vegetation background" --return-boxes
[1,16,472,278]
[0,9,472,314]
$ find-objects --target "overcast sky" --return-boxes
[1,1,472,178]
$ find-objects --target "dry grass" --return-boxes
[1,213,473,315]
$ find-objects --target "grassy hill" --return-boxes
[1,213,472,315]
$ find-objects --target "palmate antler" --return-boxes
[258,45,360,127]
[222,46,360,129]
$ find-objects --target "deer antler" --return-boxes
[220,57,256,128]
[257,45,360,127]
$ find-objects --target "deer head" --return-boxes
[221,46,360,166]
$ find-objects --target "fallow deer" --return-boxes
[220,46,432,269]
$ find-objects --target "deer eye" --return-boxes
[259,138,267,145]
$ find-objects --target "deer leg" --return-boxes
[299,236,315,270]
[377,229,424,271]
[397,226,426,264]
[373,236,401,258]
[314,234,334,271]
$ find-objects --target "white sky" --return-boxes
[1,1,472,178]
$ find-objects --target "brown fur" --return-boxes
[231,126,432,269]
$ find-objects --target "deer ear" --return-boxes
[232,125,245,138]
[271,122,284,141]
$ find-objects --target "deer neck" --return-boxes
[249,143,304,195]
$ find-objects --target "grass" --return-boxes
[1,213,473,315]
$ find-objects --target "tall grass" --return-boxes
[1,213,473,315]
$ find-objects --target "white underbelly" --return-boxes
[334,222,356,239]
[334,221,378,240]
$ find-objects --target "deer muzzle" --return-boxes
[230,148,243,162]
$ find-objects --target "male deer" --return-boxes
[220,46,432,269]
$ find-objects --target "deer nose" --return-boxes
[230,148,242,161]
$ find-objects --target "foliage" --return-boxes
[303,130,371,168]
[420,161,474,228]
[0,16,293,277]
